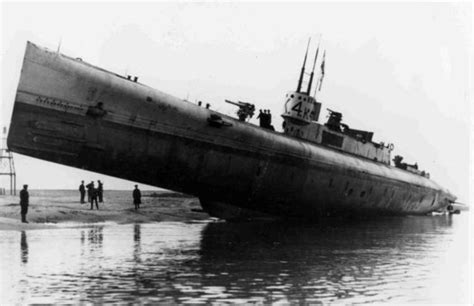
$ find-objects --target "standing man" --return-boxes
[86,181,94,202]
[20,184,29,223]
[79,181,86,203]
[262,110,270,128]
[267,109,275,131]
[89,182,99,210]
[133,185,141,210]
[257,109,264,127]
[97,180,104,203]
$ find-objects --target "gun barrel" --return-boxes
[225,99,240,106]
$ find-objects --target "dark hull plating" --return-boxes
[7,42,455,220]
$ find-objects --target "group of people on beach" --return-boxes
[17,182,144,224]
[79,180,104,210]
[78,181,142,210]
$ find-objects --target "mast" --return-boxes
[306,38,320,95]
[296,38,311,93]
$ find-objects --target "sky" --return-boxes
[0,2,472,202]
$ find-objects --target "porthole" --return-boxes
[291,94,294,98]
[298,96,301,100]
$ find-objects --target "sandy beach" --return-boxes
[0,190,210,231]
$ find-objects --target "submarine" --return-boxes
[7,41,456,220]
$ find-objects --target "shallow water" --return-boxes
[0,214,470,303]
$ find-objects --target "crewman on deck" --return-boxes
[79,181,86,203]
[257,109,264,127]
[97,180,104,203]
[20,184,29,223]
[267,110,275,130]
[133,185,141,210]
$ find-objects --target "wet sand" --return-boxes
[0,190,210,231]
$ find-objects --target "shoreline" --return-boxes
[0,190,210,231]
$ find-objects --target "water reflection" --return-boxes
[134,223,141,260]
[197,216,458,303]
[1,215,468,304]
[88,227,103,247]
[20,231,28,264]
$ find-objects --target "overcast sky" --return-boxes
[0,2,471,202]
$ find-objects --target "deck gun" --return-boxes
[225,100,256,122]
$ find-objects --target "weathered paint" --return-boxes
[7,42,456,220]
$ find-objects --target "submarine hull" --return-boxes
[7,42,456,219]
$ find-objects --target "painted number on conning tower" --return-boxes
[291,102,302,116]
[291,101,313,120]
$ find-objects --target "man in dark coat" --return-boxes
[257,109,264,127]
[267,110,275,130]
[86,181,94,202]
[20,184,29,223]
[89,182,99,210]
[79,181,86,203]
[97,180,103,203]
[133,185,141,210]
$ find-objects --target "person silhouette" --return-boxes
[79,181,85,203]
[97,180,104,203]
[133,185,141,210]
[20,184,29,223]
[89,182,99,210]
[257,109,264,127]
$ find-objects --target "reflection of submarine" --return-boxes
[7,42,456,220]
[198,217,455,302]
[200,216,454,259]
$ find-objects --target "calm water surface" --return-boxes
[0,214,470,303]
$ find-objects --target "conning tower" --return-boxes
[282,39,322,129]
[281,40,393,165]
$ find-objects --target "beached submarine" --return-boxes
[7,41,456,220]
